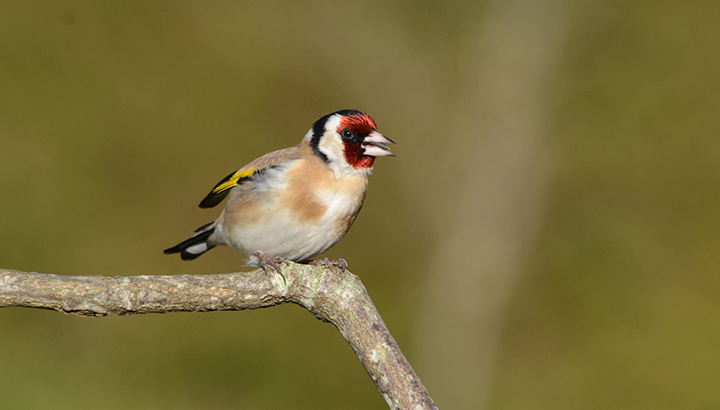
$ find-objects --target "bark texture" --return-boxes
[0,263,437,410]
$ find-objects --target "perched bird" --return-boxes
[163,109,396,268]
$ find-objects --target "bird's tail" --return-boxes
[163,222,216,261]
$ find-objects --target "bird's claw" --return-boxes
[257,251,288,284]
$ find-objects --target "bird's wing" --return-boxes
[198,145,302,208]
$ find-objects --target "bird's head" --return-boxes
[307,110,396,175]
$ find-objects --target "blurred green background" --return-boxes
[2,1,719,409]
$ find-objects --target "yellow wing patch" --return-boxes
[211,168,254,195]
[198,168,255,208]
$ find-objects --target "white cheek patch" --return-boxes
[318,132,344,164]
[317,117,354,176]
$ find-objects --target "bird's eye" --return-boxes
[340,129,354,141]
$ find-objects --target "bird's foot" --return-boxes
[256,251,288,284]
[308,257,348,272]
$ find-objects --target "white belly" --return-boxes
[215,187,363,267]
[226,214,343,266]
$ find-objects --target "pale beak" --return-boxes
[362,131,397,157]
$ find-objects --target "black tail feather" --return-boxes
[163,224,216,261]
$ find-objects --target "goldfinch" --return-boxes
[163,109,396,267]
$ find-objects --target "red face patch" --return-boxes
[338,113,377,136]
[343,142,376,169]
[338,113,378,169]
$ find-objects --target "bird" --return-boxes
[163,109,396,268]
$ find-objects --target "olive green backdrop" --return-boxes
[2,1,719,409]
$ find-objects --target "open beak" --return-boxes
[362,131,397,157]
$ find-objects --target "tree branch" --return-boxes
[0,263,437,410]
